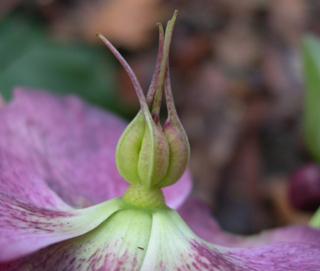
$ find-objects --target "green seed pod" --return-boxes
[156,64,190,188]
[116,109,170,188]
[115,111,145,186]
[157,120,190,188]
[137,118,169,188]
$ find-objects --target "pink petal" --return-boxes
[163,169,192,209]
[3,206,320,270]
[235,225,320,248]
[1,207,152,271]
[179,197,320,247]
[144,208,320,270]
[0,88,192,208]
[0,192,122,262]
[0,147,69,210]
[190,240,320,270]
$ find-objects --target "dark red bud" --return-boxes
[288,163,320,212]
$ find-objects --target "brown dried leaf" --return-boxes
[81,0,168,49]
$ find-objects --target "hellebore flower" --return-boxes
[1,11,320,271]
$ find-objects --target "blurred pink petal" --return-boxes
[179,197,320,248]
[0,148,69,210]
[195,242,320,271]
[163,169,192,209]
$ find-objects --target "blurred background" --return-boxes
[1,0,320,234]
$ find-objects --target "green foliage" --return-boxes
[303,35,320,162]
[0,13,118,111]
